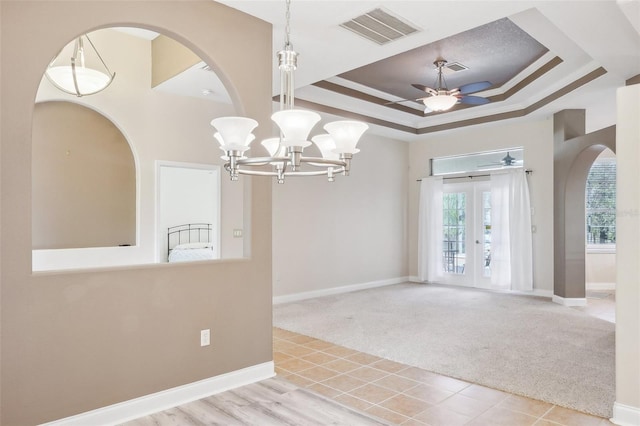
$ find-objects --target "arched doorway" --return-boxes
[582,148,616,322]
[553,110,615,305]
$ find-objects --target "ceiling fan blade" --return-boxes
[384,97,424,105]
[460,95,490,105]
[458,81,492,95]
[411,83,431,93]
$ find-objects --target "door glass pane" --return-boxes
[482,191,491,278]
[443,193,466,274]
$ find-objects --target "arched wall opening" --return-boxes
[31,26,254,270]
[553,110,615,303]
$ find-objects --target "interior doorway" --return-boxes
[156,161,221,262]
[584,148,616,321]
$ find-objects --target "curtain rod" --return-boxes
[416,169,533,182]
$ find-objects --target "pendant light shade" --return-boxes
[45,34,115,97]
[323,121,368,154]
[271,110,321,148]
[422,93,458,112]
[211,117,258,152]
[311,134,340,160]
[261,138,287,157]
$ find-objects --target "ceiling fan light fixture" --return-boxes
[422,94,458,112]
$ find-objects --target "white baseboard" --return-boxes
[552,295,587,307]
[273,277,409,304]
[41,361,275,426]
[587,282,616,291]
[408,279,553,299]
[611,401,640,426]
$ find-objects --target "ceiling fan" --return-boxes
[478,152,523,169]
[388,59,492,113]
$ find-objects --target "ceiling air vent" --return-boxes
[442,62,469,74]
[340,8,419,45]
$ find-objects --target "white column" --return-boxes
[613,83,640,426]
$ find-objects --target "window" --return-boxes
[586,155,616,249]
[443,192,466,274]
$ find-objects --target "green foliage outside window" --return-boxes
[586,160,616,245]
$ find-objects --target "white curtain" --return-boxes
[418,177,443,282]
[490,170,533,291]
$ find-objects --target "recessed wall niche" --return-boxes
[32,27,245,271]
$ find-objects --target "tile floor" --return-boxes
[274,327,614,426]
[572,290,615,323]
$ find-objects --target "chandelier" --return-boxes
[210,0,368,183]
[45,33,115,97]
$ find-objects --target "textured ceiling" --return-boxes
[338,17,548,103]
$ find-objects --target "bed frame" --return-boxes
[167,223,213,257]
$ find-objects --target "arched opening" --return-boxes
[31,26,248,270]
[583,147,616,322]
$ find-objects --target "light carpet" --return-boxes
[273,283,615,418]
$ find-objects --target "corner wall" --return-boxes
[272,133,409,299]
[0,2,272,425]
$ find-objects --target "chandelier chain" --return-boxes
[284,0,291,48]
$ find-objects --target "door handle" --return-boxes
[475,240,480,244]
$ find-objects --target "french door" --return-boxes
[441,181,493,288]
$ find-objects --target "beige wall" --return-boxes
[408,119,555,293]
[1,2,272,425]
[585,252,616,288]
[32,101,136,249]
[272,133,409,298]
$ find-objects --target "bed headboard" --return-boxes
[167,223,213,255]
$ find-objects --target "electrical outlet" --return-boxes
[200,329,210,347]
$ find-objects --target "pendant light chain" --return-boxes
[284,0,292,49]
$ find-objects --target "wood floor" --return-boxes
[121,376,390,425]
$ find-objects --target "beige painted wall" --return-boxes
[585,252,616,288]
[272,133,409,297]
[32,101,136,249]
[408,119,555,293]
[1,2,272,425]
